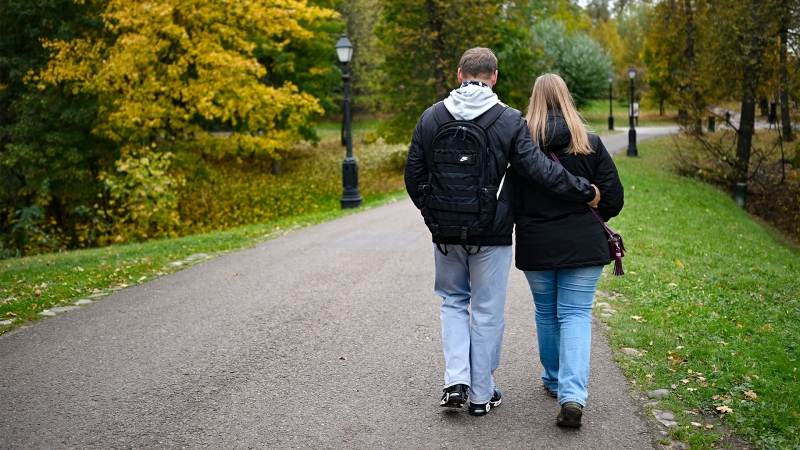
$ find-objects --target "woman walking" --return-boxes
[511,74,624,428]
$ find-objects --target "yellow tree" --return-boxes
[37,0,337,241]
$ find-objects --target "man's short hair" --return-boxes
[459,47,497,79]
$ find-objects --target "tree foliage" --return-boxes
[1,0,341,255]
[375,0,502,143]
[533,19,613,107]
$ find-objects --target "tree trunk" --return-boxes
[734,92,756,187]
[758,98,769,117]
[426,0,447,102]
[683,0,702,134]
[779,25,793,141]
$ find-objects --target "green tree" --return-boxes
[703,0,784,186]
[375,0,500,143]
[0,0,113,256]
[644,0,711,123]
[340,0,386,113]
[533,19,613,107]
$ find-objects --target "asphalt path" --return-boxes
[600,126,681,156]
[0,128,681,449]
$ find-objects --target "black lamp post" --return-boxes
[335,34,362,209]
[626,65,638,157]
[608,74,614,131]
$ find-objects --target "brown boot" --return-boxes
[556,401,583,428]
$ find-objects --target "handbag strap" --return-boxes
[547,151,615,237]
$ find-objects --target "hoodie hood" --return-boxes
[542,110,572,152]
[443,84,500,120]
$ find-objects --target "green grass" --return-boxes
[0,190,407,334]
[580,99,679,131]
[598,136,800,449]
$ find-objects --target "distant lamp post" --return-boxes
[336,33,362,209]
[627,65,638,157]
[608,74,614,131]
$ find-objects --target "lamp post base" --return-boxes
[341,157,362,209]
[627,127,638,157]
[608,116,614,131]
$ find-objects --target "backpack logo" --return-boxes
[459,156,469,162]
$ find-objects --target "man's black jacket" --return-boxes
[405,103,596,246]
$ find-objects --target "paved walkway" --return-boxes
[600,126,681,156]
[0,128,682,449]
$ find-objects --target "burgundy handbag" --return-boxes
[549,151,625,276]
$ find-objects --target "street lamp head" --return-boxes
[608,74,614,84]
[628,65,636,80]
[335,33,353,64]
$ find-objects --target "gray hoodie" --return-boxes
[443,84,500,120]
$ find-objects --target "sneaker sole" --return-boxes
[440,395,467,408]
[468,396,502,416]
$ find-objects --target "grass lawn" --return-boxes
[580,99,679,131]
[599,136,800,448]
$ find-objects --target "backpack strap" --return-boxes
[473,103,507,129]
[434,102,455,125]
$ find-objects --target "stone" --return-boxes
[660,412,676,421]
[601,313,613,318]
[185,253,209,260]
[50,306,79,313]
[75,299,93,305]
[0,319,14,325]
[595,302,611,308]
[621,347,641,356]
[88,293,108,298]
[170,261,183,267]
[648,389,671,399]
[39,311,57,316]
[653,409,678,427]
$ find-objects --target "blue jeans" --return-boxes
[434,244,512,405]
[523,266,603,406]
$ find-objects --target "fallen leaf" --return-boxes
[716,405,733,414]
[717,341,728,345]
[705,424,714,430]
[338,356,347,360]
[687,388,697,391]
[676,260,684,268]
[691,422,702,427]
[682,379,690,384]
[744,390,757,399]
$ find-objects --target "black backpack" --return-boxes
[419,101,507,255]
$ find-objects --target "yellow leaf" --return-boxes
[676,260,684,268]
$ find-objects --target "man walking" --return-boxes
[404,47,600,416]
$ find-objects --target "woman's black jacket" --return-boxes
[511,110,624,270]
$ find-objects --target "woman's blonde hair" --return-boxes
[525,73,593,155]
